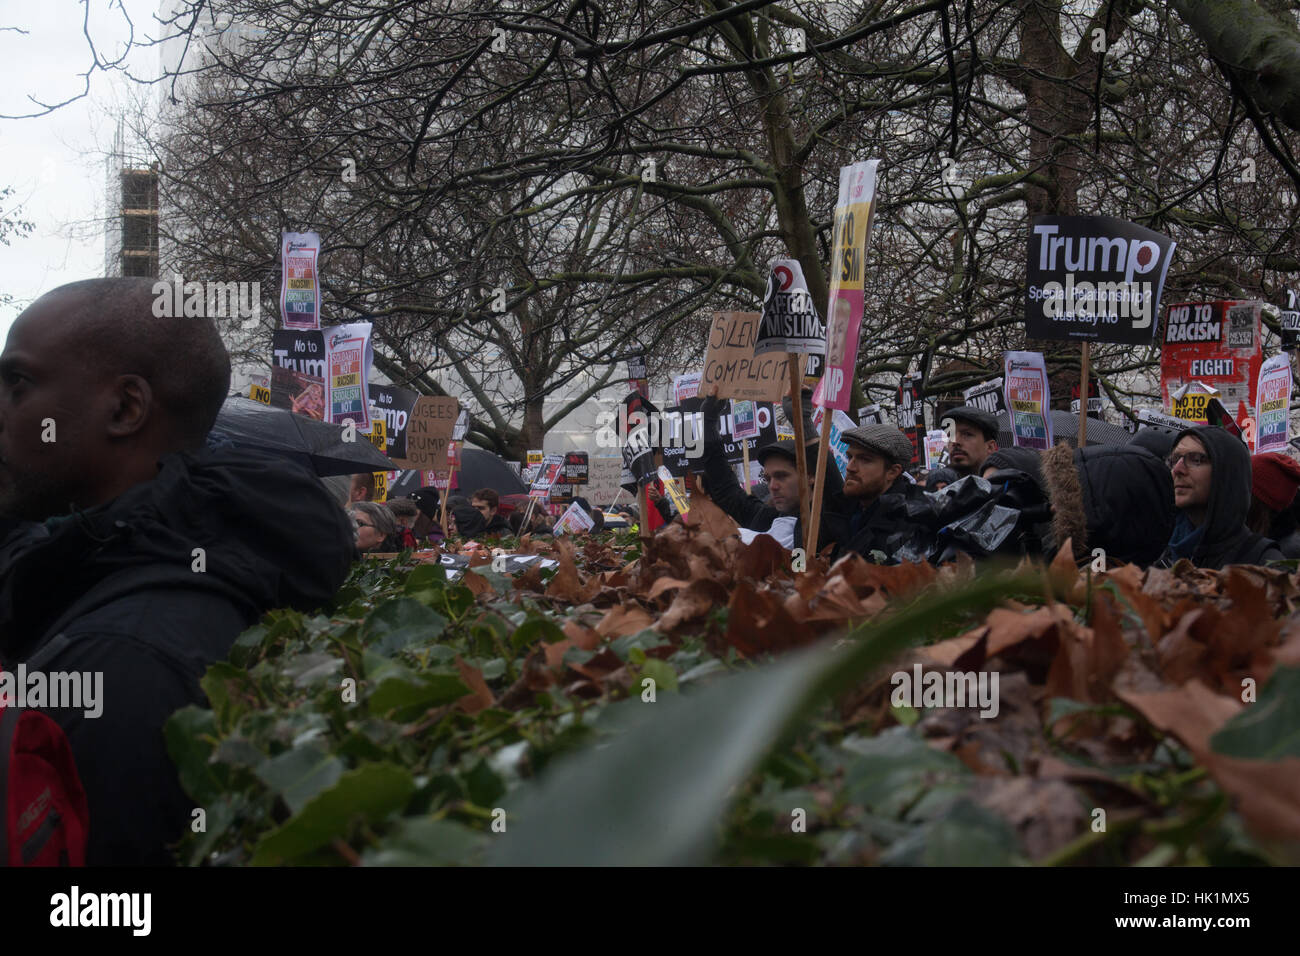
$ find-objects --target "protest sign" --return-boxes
[1255,353,1292,454]
[326,323,373,429]
[371,384,419,459]
[270,330,326,419]
[1135,407,1191,432]
[962,378,1008,416]
[389,396,459,470]
[673,372,702,404]
[280,231,322,330]
[661,399,776,477]
[656,465,691,518]
[530,454,564,498]
[620,392,659,493]
[248,383,271,405]
[587,456,622,506]
[1281,291,1300,351]
[522,448,544,485]
[923,429,948,469]
[1161,301,1262,431]
[363,413,386,456]
[552,500,595,536]
[821,160,881,411]
[452,409,470,442]
[857,404,885,426]
[810,405,857,477]
[560,450,589,485]
[1003,351,1053,450]
[756,259,825,355]
[731,400,760,440]
[1170,382,1218,424]
[896,373,924,430]
[627,354,648,396]
[1025,216,1175,344]
[702,312,792,401]
[803,352,824,389]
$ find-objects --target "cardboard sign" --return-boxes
[962,378,1008,416]
[821,159,881,410]
[389,396,459,470]
[280,231,321,330]
[587,456,623,507]
[248,384,271,405]
[1161,301,1261,429]
[1255,353,1292,454]
[702,312,794,402]
[756,258,825,355]
[1025,216,1175,344]
[552,500,595,536]
[731,400,760,440]
[371,384,419,459]
[1003,351,1053,450]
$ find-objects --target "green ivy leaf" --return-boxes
[1211,666,1300,759]
[250,763,416,865]
[362,598,448,656]
[361,817,487,866]
[254,744,347,814]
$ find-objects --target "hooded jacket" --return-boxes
[0,446,357,865]
[1040,443,1176,567]
[1156,426,1283,569]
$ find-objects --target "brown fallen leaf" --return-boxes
[460,569,493,597]
[454,655,495,714]
[685,491,741,539]
[658,579,729,633]
[595,603,656,638]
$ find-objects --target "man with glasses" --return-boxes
[1158,426,1283,568]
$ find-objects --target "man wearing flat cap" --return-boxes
[941,406,999,477]
[828,424,924,559]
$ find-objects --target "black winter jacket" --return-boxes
[1155,426,1284,569]
[0,447,357,865]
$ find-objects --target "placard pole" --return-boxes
[788,355,811,540]
[1078,343,1090,448]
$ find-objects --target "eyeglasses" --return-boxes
[1166,451,1211,469]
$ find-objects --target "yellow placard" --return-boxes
[249,384,272,405]
[372,471,388,502]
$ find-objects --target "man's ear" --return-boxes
[988,438,999,452]
[105,374,153,439]
[887,462,904,483]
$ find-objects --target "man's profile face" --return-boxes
[472,497,495,521]
[843,446,901,500]
[947,421,997,474]
[761,457,800,513]
[0,299,106,521]
[1169,435,1212,514]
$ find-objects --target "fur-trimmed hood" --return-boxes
[1041,443,1175,566]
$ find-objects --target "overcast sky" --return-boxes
[0,0,160,341]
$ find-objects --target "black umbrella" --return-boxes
[210,397,392,477]
[995,409,1133,448]
[387,447,529,498]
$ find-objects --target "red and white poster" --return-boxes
[1160,301,1262,429]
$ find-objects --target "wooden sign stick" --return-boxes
[806,409,832,555]
[788,355,811,538]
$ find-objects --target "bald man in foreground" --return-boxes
[0,278,357,865]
